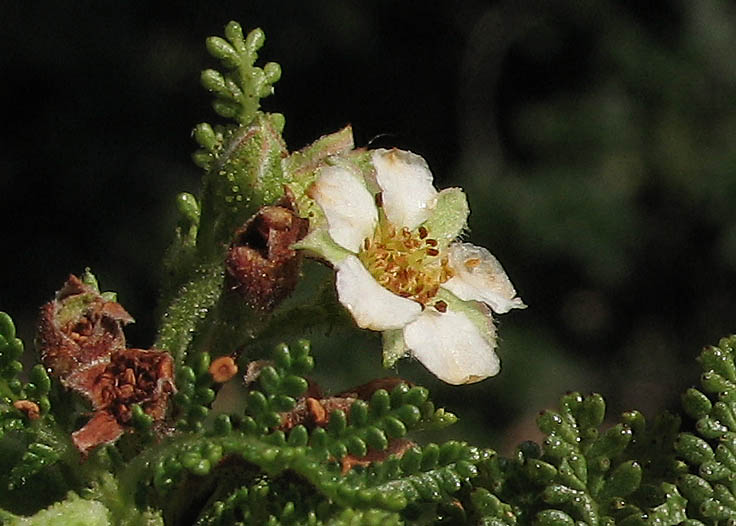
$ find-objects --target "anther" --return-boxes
[427,248,439,257]
[425,238,438,247]
[418,226,428,239]
[209,356,239,383]
[375,192,384,208]
[434,300,448,313]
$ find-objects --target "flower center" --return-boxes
[358,218,452,307]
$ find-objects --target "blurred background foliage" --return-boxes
[2,1,736,453]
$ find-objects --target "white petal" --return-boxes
[372,148,438,229]
[442,243,526,314]
[310,166,377,253]
[404,309,499,384]
[336,255,422,331]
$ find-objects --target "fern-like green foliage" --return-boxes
[4,19,736,526]
[201,21,281,127]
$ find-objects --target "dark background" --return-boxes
[2,1,736,450]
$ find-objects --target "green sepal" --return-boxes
[382,330,407,369]
[80,269,100,292]
[292,228,352,265]
[420,187,469,245]
[283,125,355,217]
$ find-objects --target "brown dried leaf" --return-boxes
[277,377,411,431]
[340,438,415,474]
[337,377,412,400]
[13,400,40,421]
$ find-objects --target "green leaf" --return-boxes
[6,493,113,526]
[201,24,279,127]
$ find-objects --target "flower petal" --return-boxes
[404,308,499,384]
[311,166,377,253]
[372,149,438,229]
[442,243,526,314]
[336,255,422,330]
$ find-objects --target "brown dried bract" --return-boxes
[226,191,309,310]
[279,394,356,431]
[38,274,133,380]
[71,412,124,455]
[243,359,273,386]
[277,377,411,431]
[336,377,412,400]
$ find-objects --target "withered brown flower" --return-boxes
[38,275,174,455]
[71,348,174,455]
[226,192,308,310]
[38,274,133,380]
[271,374,415,471]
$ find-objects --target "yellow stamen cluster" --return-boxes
[358,220,453,308]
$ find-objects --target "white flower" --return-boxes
[298,148,525,384]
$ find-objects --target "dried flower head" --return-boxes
[38,274,133,380]
[226,193,309,310]
[71,348,175,455]
[38,274,174,455]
